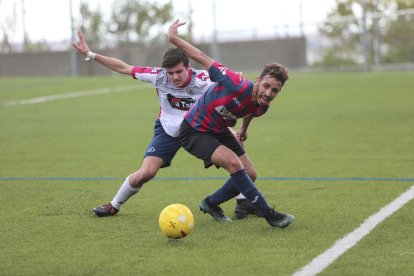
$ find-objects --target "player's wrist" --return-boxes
[85,50,96,61]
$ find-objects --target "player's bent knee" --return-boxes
[248,171,257,182]
[140,168,158,182]
[130,168,158,186]
[225,158,244,173]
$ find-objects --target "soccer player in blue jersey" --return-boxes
[168,20,294,228]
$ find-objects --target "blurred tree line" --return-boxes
[0,0,49,52]
[0,0,16,53]
[79,0,174,50]
[0,0,174,53]
[1,0,413,68]
[316,0,414,67]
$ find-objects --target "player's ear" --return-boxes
[256,76,261,82]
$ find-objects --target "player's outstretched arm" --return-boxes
[168,19,215,70]
[72,30,133,75]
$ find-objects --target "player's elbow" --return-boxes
[198,53,214,69]
[116,65,133,75]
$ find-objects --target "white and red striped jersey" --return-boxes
[131,66,213,137]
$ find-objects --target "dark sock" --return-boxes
[208,177,240,206]
[230,169,269,215]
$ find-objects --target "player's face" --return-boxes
[255,75,282,106]
[166,62,190,88]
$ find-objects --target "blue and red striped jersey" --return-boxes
[184,62,269,133]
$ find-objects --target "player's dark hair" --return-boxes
[161,48,189,68]
[260,63,289,87]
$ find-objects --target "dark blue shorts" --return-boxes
[144,119,181,168]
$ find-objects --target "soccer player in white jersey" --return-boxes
[72,31,259,217]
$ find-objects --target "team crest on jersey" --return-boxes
[232,97,241,107]
[167,94,196,111]
[150,68,161,74]
[196,72,210,81]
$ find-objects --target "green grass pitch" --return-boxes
[0,72,413,275]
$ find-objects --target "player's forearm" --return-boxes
[240,114,254,133]
[168,36,214,69]
[72,30,132,75]
[93,54,133,75]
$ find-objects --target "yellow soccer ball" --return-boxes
[159,204,194,239]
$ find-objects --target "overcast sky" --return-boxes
[0,0,336,43]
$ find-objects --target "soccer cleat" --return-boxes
[199,199,232,222]
[234,199,261,219]
[265,208,294,228]
[92,203,119,217]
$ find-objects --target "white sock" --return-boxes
[235,193,246,200]
[111,176,140,210]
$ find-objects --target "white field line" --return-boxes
[293,184,414,276]
[1,84,148,106]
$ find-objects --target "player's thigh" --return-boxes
[144,120,181,168]
[217,130,254,176]
[211,145,243,173]
[179,121,222,168]
[217,129,245,157]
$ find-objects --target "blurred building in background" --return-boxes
[0,1,413,76]
[0,36,307,76]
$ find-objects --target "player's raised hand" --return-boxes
[168,19,186,42]
[168,19,214,69]
[72,30,90,56]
